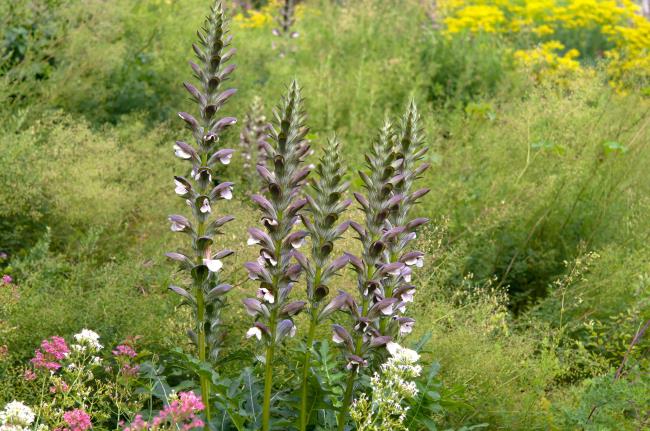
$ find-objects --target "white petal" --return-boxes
[386,341,401,356]
[247,237,260,246]
[220,154,232,165]
[246,327,262,340]
[405,257,418,266]
[174,180,188,195]
[291,238,304,249]
[332,333,344,344]
[402,290,415,302]
[200,198,211,214]
[173,145,191,160]
[171,222,184,232]
[203,259,223,272]
[380,304,394,316]
[220,187,233,200]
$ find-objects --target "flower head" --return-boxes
[112,344,137,358]
[73,329,103,352]
[0,401,35,428]
[31,336,69,371]
[63,409,91,431]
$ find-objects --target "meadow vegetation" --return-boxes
[1,0,649,430]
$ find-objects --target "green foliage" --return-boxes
[420,32,513,106]
[552,365,650,430]
[1,0,650,430]
[1,230,177,363]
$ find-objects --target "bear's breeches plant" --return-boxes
[166,1,238,421]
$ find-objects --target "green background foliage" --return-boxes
[1,0,649,429]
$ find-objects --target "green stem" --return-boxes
[337,301,369,431]
[197,289,212,425]
[337,369,358,431]
[299,312,318,431]
[262,310,277,431]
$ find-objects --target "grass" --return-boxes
[1,0,649,429]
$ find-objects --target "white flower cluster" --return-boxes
[350,343,422,431]
[72,329,103,352]
[0,401,35,431]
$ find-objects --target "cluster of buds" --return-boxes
[335,103,429,429]
[239,96,270,174]
[166,1,237,363]
[243,80,310,346]
[272,0,299,39]
[381,101,430,338]
[293,137,352,320]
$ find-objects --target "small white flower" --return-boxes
[380,304,394,316]
[91,356,102,365]
[401,288,415,303]
[219,153,232,165]
[173,144,192,160]
[386,342,419,363]
[399,321,415,336]
[200,198,211,214]
[73,329,103,351]
[405,255,424,268]
[220,186,233,200]
[170,221,185,232]
[256,288,274,304]
[174,180,189,195]
[246,327,262,341]
[203,259,223,272]
[0,401,35,427]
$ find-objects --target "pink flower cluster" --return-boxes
[62,409,92,431]
[113,344,139,377]
[123,392,204,431]
[31,336,69,371]
[2,274,12,284]
[112,344,137,358]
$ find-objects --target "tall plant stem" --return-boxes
[337,296,369,431]
[299,312,318,431]
[196,288,211,424]
[338,365,358,431]
[262,310,278,431]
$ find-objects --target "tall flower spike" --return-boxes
[239,96,270,176]
[166,1,237,422]
[380,100,430,337]
[272,0,299,39]
[242,80,310,431]
[296,136,351,431]
[336,118,421,431]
